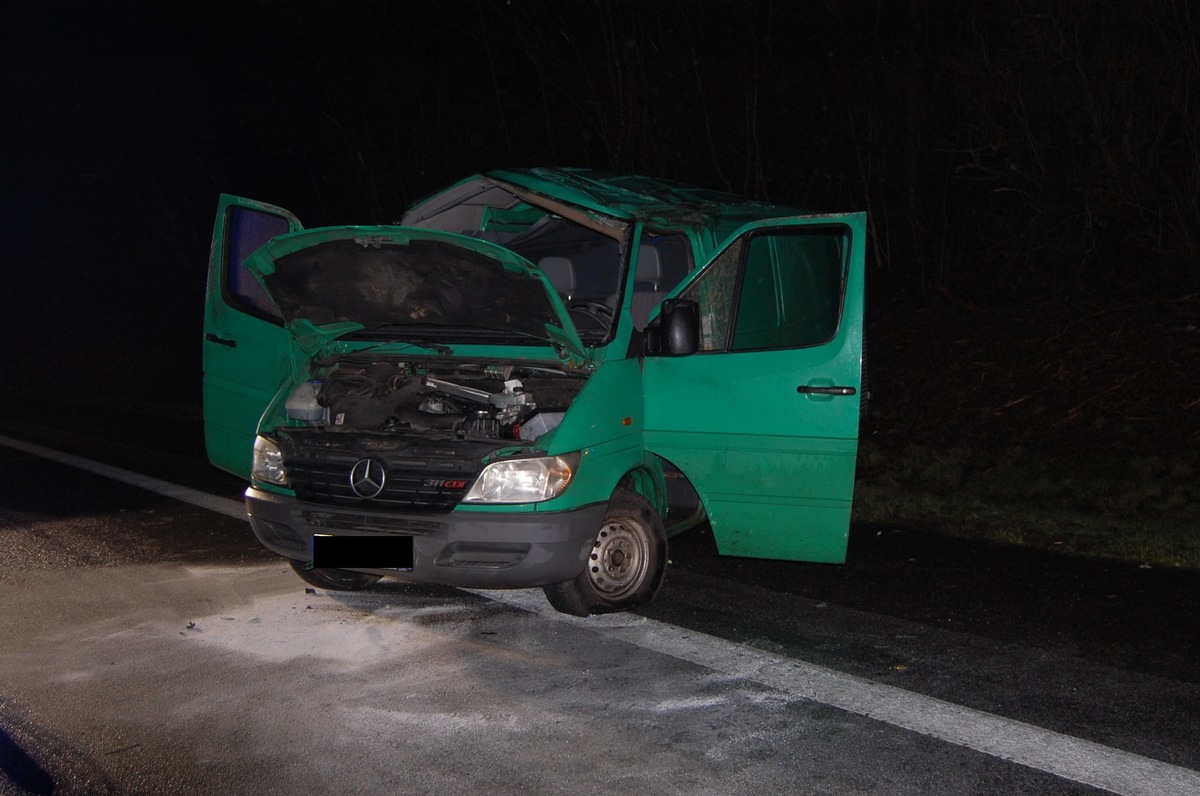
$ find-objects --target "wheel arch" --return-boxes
[633,451,708,537]
[618,457,668,518]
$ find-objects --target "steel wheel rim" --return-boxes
[587,517,650,598]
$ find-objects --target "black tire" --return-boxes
[543,489,667,617]
[288,559,382,591]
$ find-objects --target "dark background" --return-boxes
[2,0,1197,453]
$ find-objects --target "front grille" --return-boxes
[280,432,485,514]
[288,459,473,512]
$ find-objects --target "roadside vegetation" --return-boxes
[854,293,1200,571]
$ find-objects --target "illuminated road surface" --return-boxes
[2,436,1198,795]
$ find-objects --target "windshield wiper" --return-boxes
[343,322,553,351]
[343,325,453,355]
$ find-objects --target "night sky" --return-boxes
[3,1,1197,407]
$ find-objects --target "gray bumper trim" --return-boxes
[246,487,608,589]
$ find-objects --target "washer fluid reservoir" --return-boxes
[285,380,327,423]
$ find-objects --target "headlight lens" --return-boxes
[462,452,580,504]
[252,435,289,486]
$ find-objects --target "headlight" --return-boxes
[462,452,580,504]
[252,435,289,486]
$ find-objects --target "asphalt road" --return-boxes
[1,405,1198,795]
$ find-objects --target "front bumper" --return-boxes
[245,487,607,589]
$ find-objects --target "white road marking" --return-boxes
[477,589,1200,796]
[0,434,247,520]
[6,433,1200,796]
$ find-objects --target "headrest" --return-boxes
[537,256,576,295]
[635,246,663,283]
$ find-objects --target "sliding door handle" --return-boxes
[796,385,856,396]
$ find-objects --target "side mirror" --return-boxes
[645,299,699,357]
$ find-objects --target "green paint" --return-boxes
[204,172,865,570]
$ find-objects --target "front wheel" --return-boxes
[543,489,667,616]
[288,559,382,591]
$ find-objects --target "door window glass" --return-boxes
[226,207,290,319]
[677,239,743,351]
[677,227,847,353]
[731,230,846,351]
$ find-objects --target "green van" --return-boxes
[203,168,865,615]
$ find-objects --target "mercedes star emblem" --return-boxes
[349,458,386,499]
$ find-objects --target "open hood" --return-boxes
[246,227,588,364]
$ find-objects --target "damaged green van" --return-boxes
[203,168,865,615]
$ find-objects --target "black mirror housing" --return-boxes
[645,299,699,357]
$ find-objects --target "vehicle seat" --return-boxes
[538,256,576,301]
[630,246,667,330]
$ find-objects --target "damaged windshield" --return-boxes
[401,178,629,343]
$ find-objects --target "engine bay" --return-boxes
[279,358,585,444]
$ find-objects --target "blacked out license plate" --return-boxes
[312,534,414,570]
